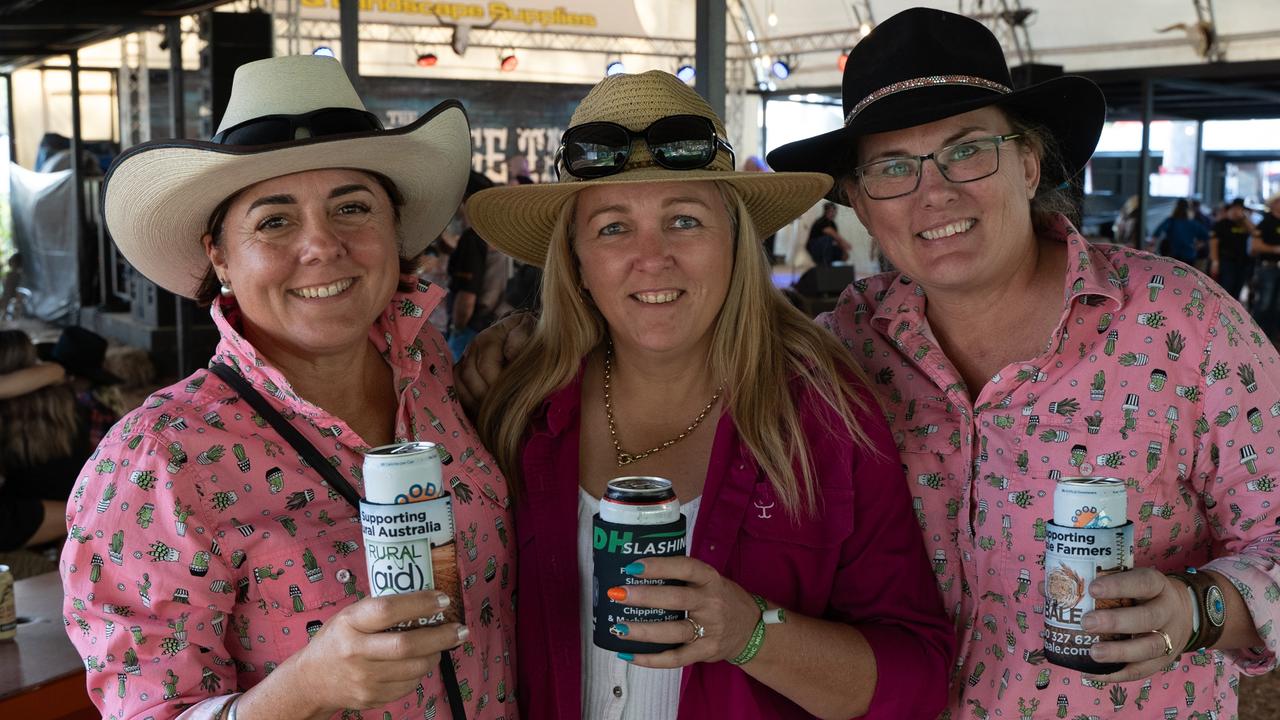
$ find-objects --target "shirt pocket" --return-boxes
[734,481,853,609]
[246,526,365,657]
[1029,414,1171,495]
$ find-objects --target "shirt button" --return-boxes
[336,569,351,582]
[612,686,623,698]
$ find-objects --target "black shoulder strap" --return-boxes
[208,362,362,509]
[207,362,469,720]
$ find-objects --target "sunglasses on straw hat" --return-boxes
[554,114,736,180]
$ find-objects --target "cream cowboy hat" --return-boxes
[101,54,472,298]
[466,70,832,267]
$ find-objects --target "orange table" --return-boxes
[0,571,97,719]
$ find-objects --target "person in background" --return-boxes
[466,69,952,720]
[1151,198,1209,265]
[418,237,452,336]
[0,330,84,571]
[767,7,1280,717]
[60,55,514,720]
[1188,199,1213,271]
[46,326,123,446]
[1,252,25,319]
[1251,191,1280,335]
[1210,197,1255,299]
[447,170,510,360]
[805,202,850,266]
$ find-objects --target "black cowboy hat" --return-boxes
[767,7,1105,192]
[50,326,120,386]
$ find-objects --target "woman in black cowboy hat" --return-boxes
[766,7,1279,719]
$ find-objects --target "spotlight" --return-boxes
[499,51,518,72]
[313,46,335,58]
[767,11,777,27]
[417,52,438,67]
[859,22,872,38]
[605,60,625,77]
[676,63,696,84]
[771,57,792,80]
[837,51,848,72]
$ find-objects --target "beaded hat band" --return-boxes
[845,75,1012,126]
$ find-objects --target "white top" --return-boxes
[578,487,702,720]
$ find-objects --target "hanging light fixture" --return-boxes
[771,55,793,80]
[499,48,518,72]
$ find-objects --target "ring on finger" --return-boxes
[686,617,706,643]
[1149,628,1174,656]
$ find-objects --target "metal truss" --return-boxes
[286,18,696,58]
[957,0,1036,65]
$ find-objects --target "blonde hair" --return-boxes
[0,330,79,468]
[477,182,876,518]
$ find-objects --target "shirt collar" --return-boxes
[209,276,445,420]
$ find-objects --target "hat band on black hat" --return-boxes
[846,75,1012,126]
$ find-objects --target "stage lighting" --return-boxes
[313,46,335,58]
[837,50,849,72]
[606,60,625,76]
[500,51,518,72]
[771,57,792,80]
[676,64,696,83]
[417,52,438,67]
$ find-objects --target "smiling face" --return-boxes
[204,168,402,362]
[572,180,735,360]
[843,106,1040,294]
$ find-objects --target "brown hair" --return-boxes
[194,170,417,305]
[0,330,79,468]
[477,182,877,518]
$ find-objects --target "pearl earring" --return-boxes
[220,280,234,297]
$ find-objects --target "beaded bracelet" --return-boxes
[728,594,769,666]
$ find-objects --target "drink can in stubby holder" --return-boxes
[360,442,459,627]
[592,476,688,654]
[0,564,14,642]
[1043,476,1134,674]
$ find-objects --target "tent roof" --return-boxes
[0,0,225,73]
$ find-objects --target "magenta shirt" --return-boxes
[515,369,954,719]
[820,215,1280,719]
[60,279,517,720]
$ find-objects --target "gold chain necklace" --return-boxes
[603,341,724,467]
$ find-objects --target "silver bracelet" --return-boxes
[224,693,243,720]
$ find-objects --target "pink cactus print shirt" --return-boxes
[820,215,1280,720]
[60,279,516,720]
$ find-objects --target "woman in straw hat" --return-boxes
[765,7,1280,719]
[59,55,514,720]
[464,70,953,720]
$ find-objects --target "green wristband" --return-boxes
[728,594,769,666]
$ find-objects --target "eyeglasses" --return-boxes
[555,114,735,180]
[855,133,1022,200]
[211,107,384,146]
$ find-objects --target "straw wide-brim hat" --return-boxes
[467,70,832,267]
[102,55,472,298]
[767,7,1105,200]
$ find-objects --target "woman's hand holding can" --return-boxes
[247,590,465,717]
[1079,567,1195,682]
[609,556,761,668]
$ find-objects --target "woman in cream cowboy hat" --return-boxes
[60,54,515,720]
[465,69,953,720]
